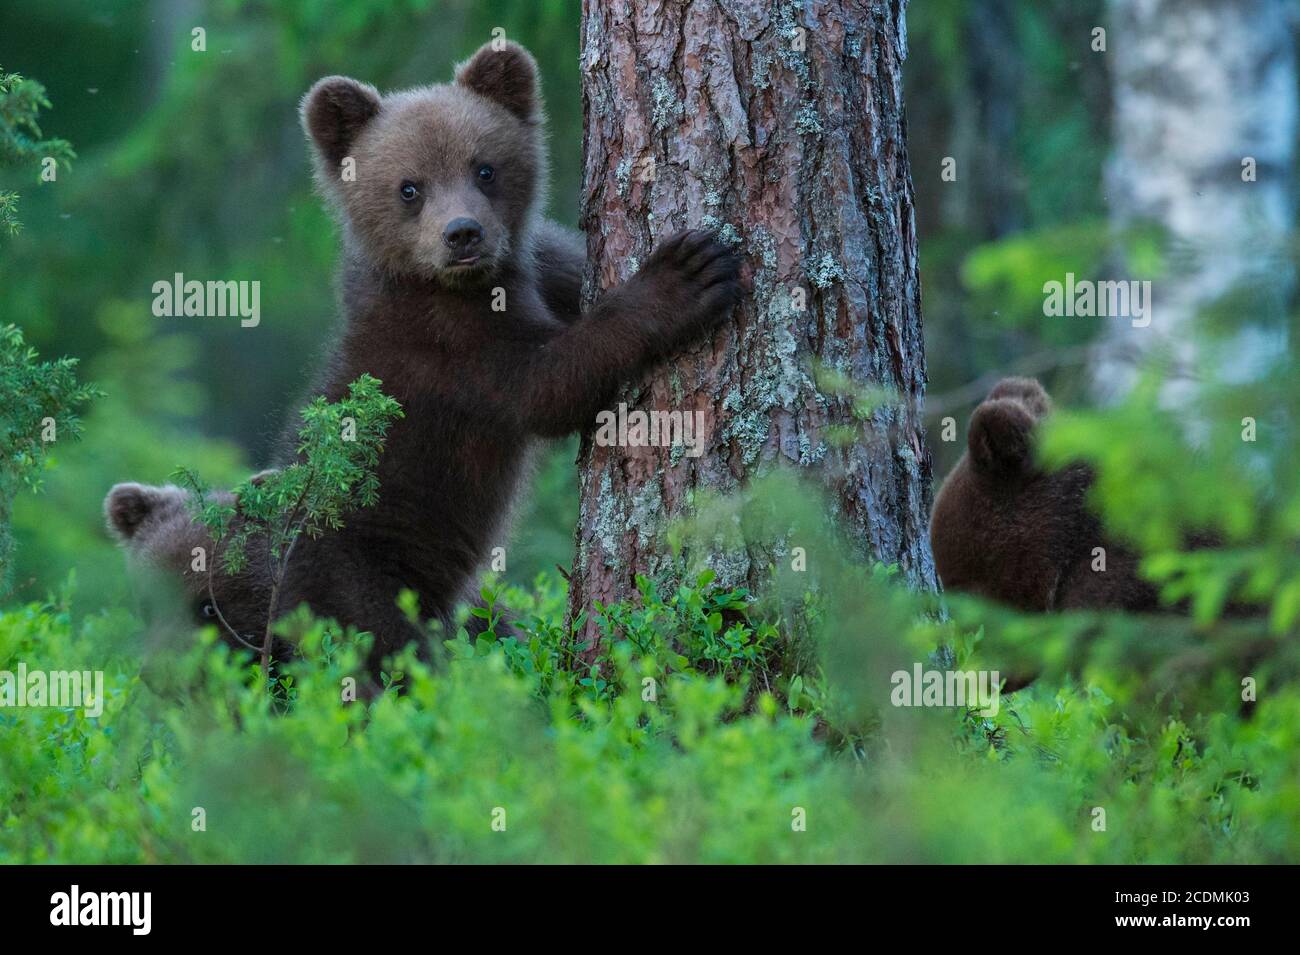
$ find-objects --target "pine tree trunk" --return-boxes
[569,0,936,641]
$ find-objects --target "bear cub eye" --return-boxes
[399,181,420,202]
[198,598,219,620]
[476,164,495,184]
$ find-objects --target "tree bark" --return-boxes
[1094,0,1296,404]
[569,0,936,640]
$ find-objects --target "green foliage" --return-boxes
[961,223,1165,337]
[10,304,246,611]
[0,324,98,594]
[176,374,402,671]
[3,540,1298,862]
[0,68,74,235]
[448,570,782,710]
[1038,366,1300,635]
[178,373,402,576]
[0,68,87,592]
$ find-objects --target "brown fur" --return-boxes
[107,42,741,677]
[929,377,1159,613]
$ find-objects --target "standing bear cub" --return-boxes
[107,42,741,675]
[929,377,1159,613]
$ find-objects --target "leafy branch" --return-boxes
[176,373,403,679]
[0,68,75,236]
[0,324,100,592]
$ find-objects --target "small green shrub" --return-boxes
[0,324,98,593]
[0,68,74,236]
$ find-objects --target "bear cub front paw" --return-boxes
[633,229,742,339]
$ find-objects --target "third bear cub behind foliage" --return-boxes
[106,41,742,677]
[929,377,1160,612]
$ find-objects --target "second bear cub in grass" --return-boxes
[108,42,741,676]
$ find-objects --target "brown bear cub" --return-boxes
[107,42,741,676]
[105,482,296,670]
[929,377,1158,613]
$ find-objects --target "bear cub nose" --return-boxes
[442,217,484,256]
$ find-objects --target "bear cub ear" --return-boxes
[967,377,1052,477]
[104,483,185,541]
[985,376,1052,420]
[301,76,382,166]
[455,41,540,123]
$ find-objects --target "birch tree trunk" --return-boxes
[1094,0,1297,404]
[569,0,936,640]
